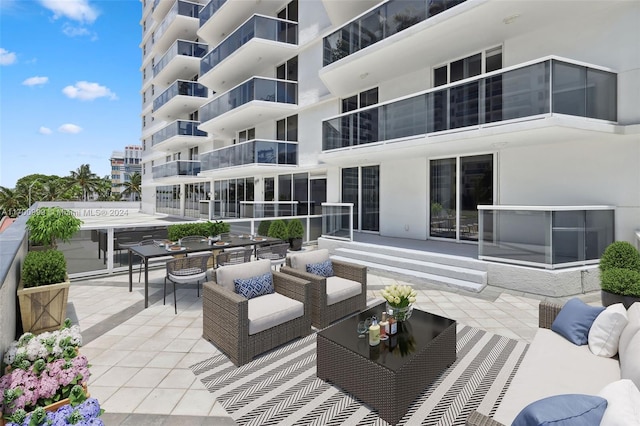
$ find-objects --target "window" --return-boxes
[238,128,255,143]
[434,47,502,87]
[341,87,378,113]
[172,152,181,161]
[277,0,298,22]
[341,166,379,232]
[277,56,298,81]
[189,146,198,160]
[276,115,298,141]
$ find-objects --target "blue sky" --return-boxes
[0,0,141,188]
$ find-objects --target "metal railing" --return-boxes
[152,120,207,146]
[200,139,297,171]
[199,0,227,26]
[152,160,201,179]
[153,80,207,111]
[154,40,208,77]
[154,0,201,43]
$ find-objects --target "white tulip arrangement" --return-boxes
[381,284,417,308]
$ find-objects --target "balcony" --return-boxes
[152,160,201,180]
[199,15,298,92]
[152,0,201,55]
[199,139,297,173]
[151,120,207,152]
[198,0,289,46]
[153,80,208,120]
[322,0,385,27]
[153,40,208,86]
[322,58,617,152]
[199,77,297,136]
[152,0,174,21]
[478,205,615,269]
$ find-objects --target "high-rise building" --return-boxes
[140,0,639,257]
[110,145,142,200]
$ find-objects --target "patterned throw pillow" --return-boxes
[306,259,334,278]
[234,273,274,300]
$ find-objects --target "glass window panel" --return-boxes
[467,53,482,78]
[342,95,358,113]
[248,128,255,140]
[361,166,380,232]
[322,118,341,150]
[552,61,586,117]
[434,66,447,87]
[460,155,492,241]
[310,178,326,215]
[256,141,276,163]
[287,114,298,141]
[358,109,379,144]
[360,9,384,49]
[450,58,464,82]
[265,177,275,202]
[430,158,456,239]
[341,168,359,230]
[586,69,617,121]
[385,0,425,36]
[287,56,298,81]
[276,63,286,80]
[278,174,292,201]
[277,119,286,141]
[486,47,502,72]
[288,0,298,22]
[359,87,378,108]
[293,173,308,214]
[427,89,448,132]
[449,81,479,129]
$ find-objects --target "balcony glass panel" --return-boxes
[154,40,208,77]
[323,0,466,66]
[201,16,298,76]
[199,0,226,26]
[155,0,201,42]
[151,120,207,146]
[478,206,614,269]
[200,78,297,123]
[152,160,201,178]
[200,140,298,171]
[322,59,616,150]
[153,80,207,111]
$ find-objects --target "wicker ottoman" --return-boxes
[317,302,457,425]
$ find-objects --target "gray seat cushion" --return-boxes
[247,292,304,335]
[326,276,362,305]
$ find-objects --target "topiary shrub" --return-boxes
[205,220,230,237]
[22,249,67,287]
[287,219,304,239]
[600,241,640,273]
[601,268,640,297]
[257,220,272,237]
[267,220,288,241]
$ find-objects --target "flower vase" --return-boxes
[386,303,413,322]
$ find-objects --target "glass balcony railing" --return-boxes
[199,0,227,27]
[152,160,201,179]
[151,120,207,146]
[200,15,298,76]
[154,40,208,77]
[323,0,466,66]
[200,77,297,123]
[154,0,201,43]
[322,59,617,150]
[322,203,354,241]
[478,206,615,269]
[200,139,297,171]
[153,80,207,111]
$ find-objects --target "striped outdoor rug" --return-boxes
[190,326,528,425]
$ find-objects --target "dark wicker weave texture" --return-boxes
[317,319,457,425]
[281,258,367,329]
[465,301,564,426]
[202,271,311,366]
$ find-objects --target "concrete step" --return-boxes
[335,248,487,285]
[331,255,485,293]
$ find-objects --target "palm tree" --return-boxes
[0,186,25,218]
[121,172,142,201]
[67,164,101,201]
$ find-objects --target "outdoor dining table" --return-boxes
[128,235,282,308]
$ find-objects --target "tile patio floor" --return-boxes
[69,267,600,425]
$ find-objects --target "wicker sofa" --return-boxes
[281,249,367,329]
[467,301,640,425]
[202,259,312,366]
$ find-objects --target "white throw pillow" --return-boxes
[598,379,640,426]
[588,303,628,357]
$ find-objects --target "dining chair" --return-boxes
[256,242,289,270]
[164,255,210,314]
[216,247,253,267]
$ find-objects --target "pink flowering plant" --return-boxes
[6,388,103,426]
[0,355,90,417]
[3,320,82,372]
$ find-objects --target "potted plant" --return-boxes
[19,207,83,334]
[286,219,304,251]
[267,219,288,242]
[257,220,271,237]
[599,241,640,308]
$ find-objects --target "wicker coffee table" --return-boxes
[316,302,457,425]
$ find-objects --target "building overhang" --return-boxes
[198,101,298,137]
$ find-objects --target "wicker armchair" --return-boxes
[203,259,312,366]
[465,301,564,426]
[281,249,367,329]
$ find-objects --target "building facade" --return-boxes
[139,0,640,250]
[110,145,142,200]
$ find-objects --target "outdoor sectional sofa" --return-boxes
[467,300,640,425]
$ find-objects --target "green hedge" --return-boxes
[167,221,229,240]
[600,241,640,272]
[22,250,67,287]
[601,268,640,297]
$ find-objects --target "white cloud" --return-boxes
[62,81,117,101]
[23,76,49,86]
[0,48,17,65]
[62,23,97,40]
[39,127,53,135]
[39,0,99,24]
[58,124,82,134]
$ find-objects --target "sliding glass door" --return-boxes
[342,165,379,232]
[430,154,493,241]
